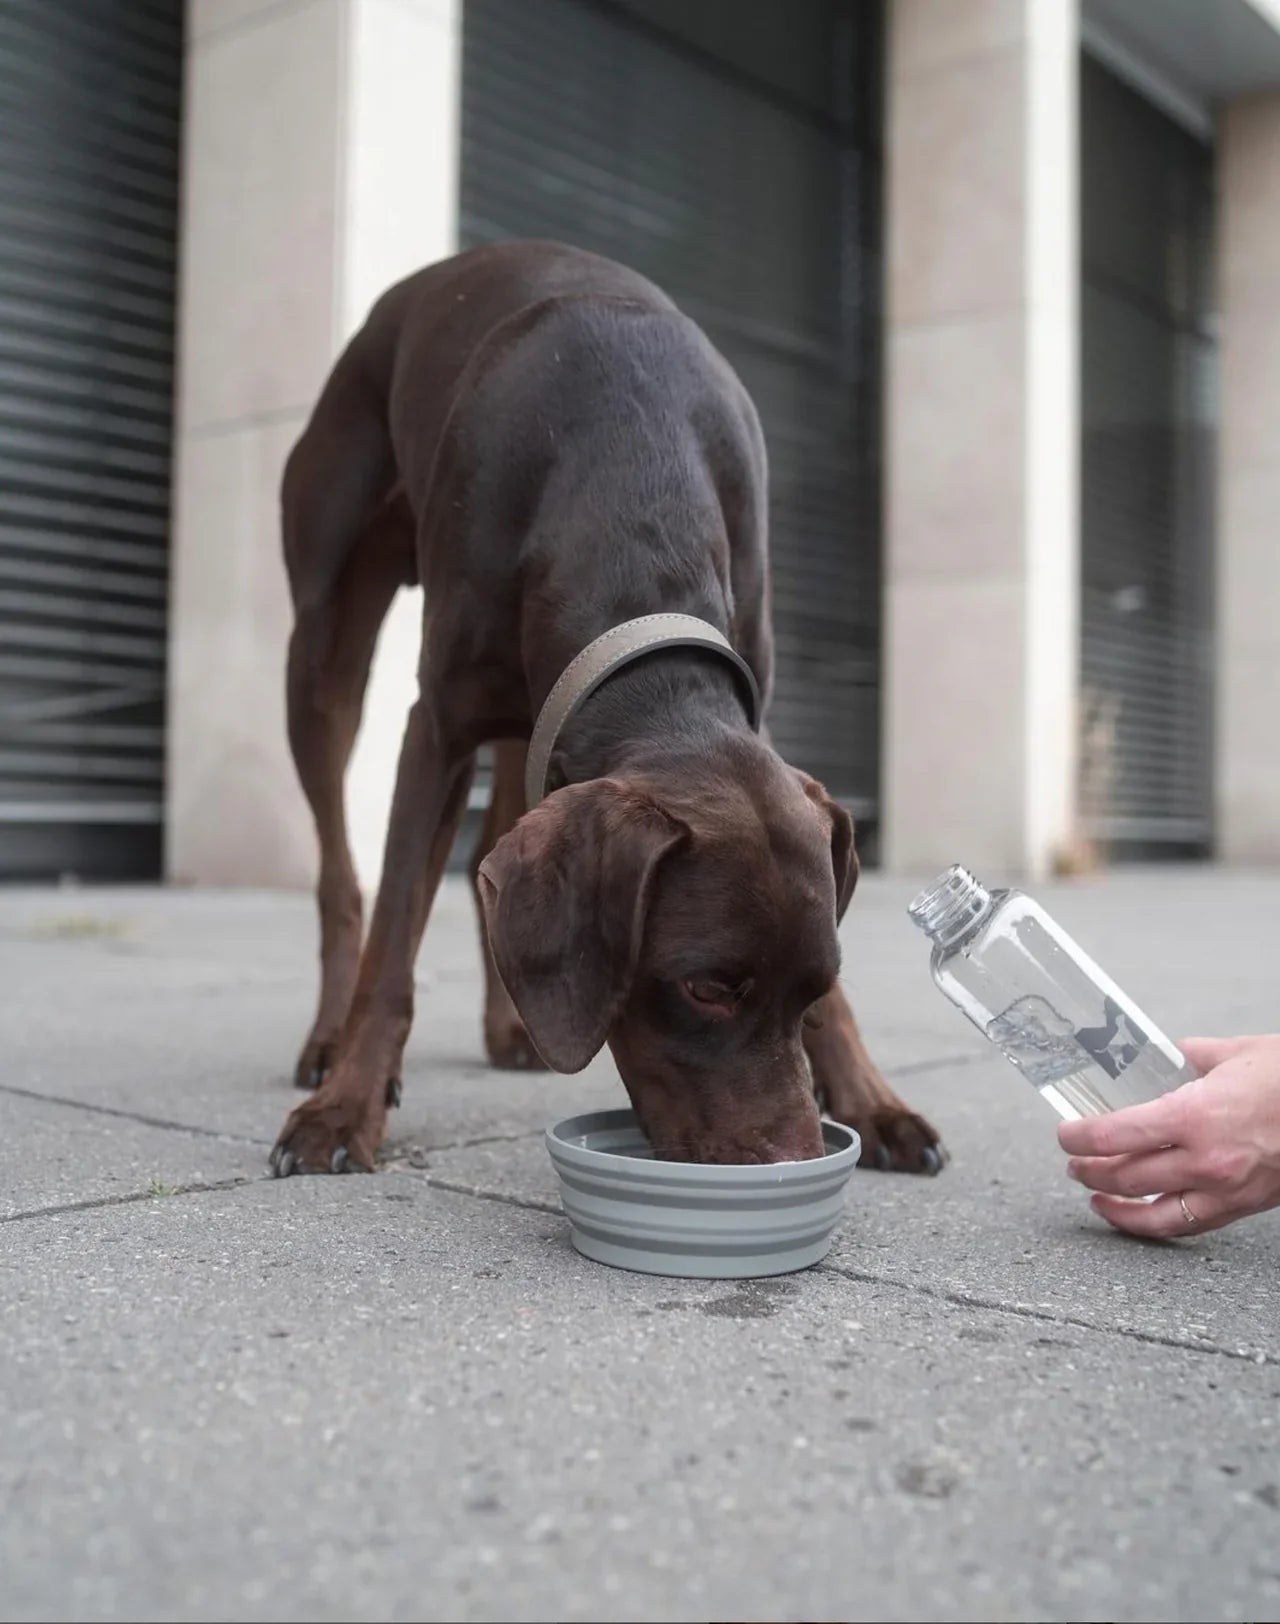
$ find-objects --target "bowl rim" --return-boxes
[545,1107,861,1182]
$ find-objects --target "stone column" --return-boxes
[1217,92,1280,863]
[166,0,460,888]
[882,0,1080,879]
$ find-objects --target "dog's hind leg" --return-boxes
[285,508,411,1090]
[281,375,410,1091]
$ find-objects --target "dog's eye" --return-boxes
[681,977,750,1016]
[686,979,733,1005]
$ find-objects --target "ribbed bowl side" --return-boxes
[545,1112,860,1280]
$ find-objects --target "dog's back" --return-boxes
[344,240,680,490]
[367,242,753,540]
[313,241,768,675]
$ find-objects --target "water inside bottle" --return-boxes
[974,912,1194,1123]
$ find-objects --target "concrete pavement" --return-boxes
[2,869,1279,1622]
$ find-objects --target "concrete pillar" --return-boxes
[883,0,1080,879]
[167,0,460,888]
[1218,93,1280,863]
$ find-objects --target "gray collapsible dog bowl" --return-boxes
[545,1108,861,1279]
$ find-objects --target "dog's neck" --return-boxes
[524,458,757,796]
[545,649,754,797]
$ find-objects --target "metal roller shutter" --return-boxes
[1079,54,1216,856]
[459,0,883,822]
[0,0,183,881]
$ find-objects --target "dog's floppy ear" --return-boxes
[794,771,858,922]
[477,779,688,1072]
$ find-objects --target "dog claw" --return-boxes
[920,1145,944,1176]
[270,1147,298,1179]
[873,1143,892,1171]
[385,1076,402,1109]
[330,1147,350,1174]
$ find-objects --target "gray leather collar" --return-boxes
[524,613,762,806]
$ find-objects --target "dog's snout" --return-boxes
[637,1088,826,1166]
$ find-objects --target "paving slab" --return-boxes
[8,869,1266,1165]
[0,885,622,1150]
[1,879,984,1165]
[0,1093,251,1220]
[3,1175,1279,1624]
[3,869,1280,1623]
[425,1055,1280,1363]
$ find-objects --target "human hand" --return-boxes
[1057,1035,1280,1237]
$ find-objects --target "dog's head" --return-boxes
[477,739,855,1163]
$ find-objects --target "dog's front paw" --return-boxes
[269,1072,400,1176]
[848,1107,947,1175]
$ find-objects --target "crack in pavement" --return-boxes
[0,1082,272,1147]
[0,1041,982,1161]
[0,1175,257,1226]
[9,1064,1271,1370]
[0,1082,548,1164]
[382,1126,547,1165]
[815,1259,1278,1368]
[393,1172,1280,1369]
[0,1081,548,1225]
[3,1148,1273,1370]
[414,1171,561,1216]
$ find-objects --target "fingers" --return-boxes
[1177,1035,1254,1073]
[1062,1034,1280,1237]
[1057,1088,1186,1158]
[1067,1147,1193,1199]
[1089,1189,1233,1239]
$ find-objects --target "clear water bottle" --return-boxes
[908,865,1196,1122]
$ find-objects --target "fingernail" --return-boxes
[1066,1159,1082,1182]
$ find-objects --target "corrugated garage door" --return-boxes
[1079,54,1216,856]
[460,0,883,824]
[0,0,183,880]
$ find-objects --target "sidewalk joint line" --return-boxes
[4,1146,1273,1372]
[0,1082,271,1146]
[817,1259,1277,1368]
[416,1172,561,1216]
[1,1175,257,1226]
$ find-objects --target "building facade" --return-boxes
[0,0,1278,886]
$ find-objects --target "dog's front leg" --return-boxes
[271,698,474,1174]
[805,985,947,1175]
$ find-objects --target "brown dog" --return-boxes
[269,241,943,1177]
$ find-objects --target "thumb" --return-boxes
[1177,1035,1253,1075]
